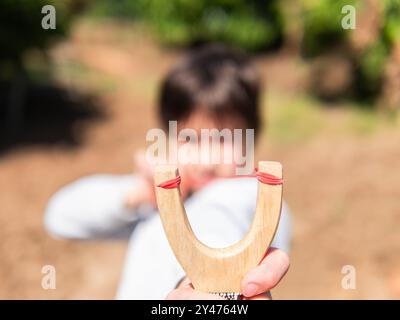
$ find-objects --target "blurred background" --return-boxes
[0,0,399,299]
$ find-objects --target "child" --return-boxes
[45,45,292,299]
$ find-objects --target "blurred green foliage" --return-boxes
[302,0,400,106]
[383,0,400,45]
[88,0,284,51]
[0,0,86,79]
[87,0,400,107]
[301,0,356,57]
[302,0,399,56]
[1,0,399,108]
[356,39,388,99]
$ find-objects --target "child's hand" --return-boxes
[125,150,157,208]
[125,175,156,208]
[166,248,289,300]
[126,150,191,208]
[126,150,193,209]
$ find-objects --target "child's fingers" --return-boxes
[134,150,155,181]
[240,248,289,298]
[166,288,225,300]
[176,277,192,289]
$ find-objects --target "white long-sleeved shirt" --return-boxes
[45,175,292,299]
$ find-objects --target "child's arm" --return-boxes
[44,174,154,240]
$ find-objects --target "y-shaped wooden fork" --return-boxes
[154,161,283,299]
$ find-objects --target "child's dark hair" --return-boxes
[158,44,261,134]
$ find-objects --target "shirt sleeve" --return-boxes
[44,174,155,240]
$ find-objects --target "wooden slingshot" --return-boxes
[154,161,283,299]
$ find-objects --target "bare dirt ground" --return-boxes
[0,20,399,299]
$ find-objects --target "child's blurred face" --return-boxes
[174,110,248,192]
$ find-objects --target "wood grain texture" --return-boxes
[154,161,283,293]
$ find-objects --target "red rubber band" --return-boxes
[157,175,181,189]
[254,168,283,185]
[156,168,282,189]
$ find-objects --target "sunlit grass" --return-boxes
[53,59,117,94]
[264,91,398,144]
[265,92,323,144]
[344,103,398,135]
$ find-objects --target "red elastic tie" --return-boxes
[157,175,181,189]
[254,168,283,185]
[156,168,282,189]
